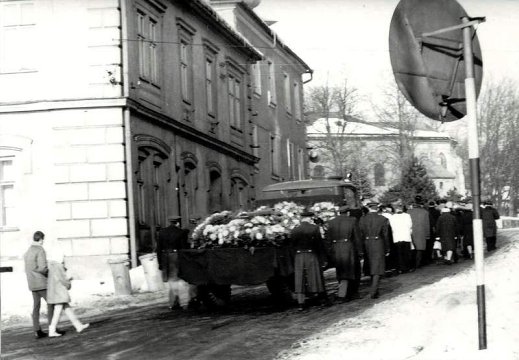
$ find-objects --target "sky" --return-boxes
[255,0,519,122]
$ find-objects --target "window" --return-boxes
[179,39,193,104]
[0,1,36,73]
[439,153,447,169]
[0,156,16,229]
[374,163,385,186]
[270,134,280,176]
[293,81,302,121]
[297,148,305,180]
[136,8,160,85]
[251,61,262,96]
[286,140,296,180]
[251,124,259,157]
[208,170,222,214]
[313,165,325,178]
[230,176,249,211]
[228,73,243,129]
[267,60,276,106]
[283,73,291,114]
[205,57,216,118]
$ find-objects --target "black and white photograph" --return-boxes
[1,0,518,359]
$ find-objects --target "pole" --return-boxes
[462,16,487,350]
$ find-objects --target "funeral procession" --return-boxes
[2,0,519,359]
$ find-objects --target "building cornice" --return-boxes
[0,98,127,113]
[126,98,260,166]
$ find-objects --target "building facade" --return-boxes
[0,0,310,278]
[307,119,466,199]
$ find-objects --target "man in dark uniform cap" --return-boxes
[326,205,362,302]
[481,200,500,251]
[359,200,390,299]
[156,215,190,309]
[290,210,329,310]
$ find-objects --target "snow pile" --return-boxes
[278,231,519,360]
[1,265,166,328]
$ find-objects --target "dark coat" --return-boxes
[24,244,48,291]
[359,212,390,275]
[435,212,458,251]
[461,210,474,247]
[290,221,326,293]
[481,206,500,238]
[47,261,71,305]
[428,207,441,238]
[408,207,430,251]
[156,225,189,271]
[326,215,361,280]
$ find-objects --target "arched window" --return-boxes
[134,135,172,254]
[230,175,249,211]
[208,167,222,214]
[182,157,198,222]
[439,153,447,169]
[374,163,385,186]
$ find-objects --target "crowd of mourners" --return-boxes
[288,196,501,311]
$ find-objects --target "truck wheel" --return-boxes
[198,284,231,310]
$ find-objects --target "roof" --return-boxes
[211,0,312,73]
[307,118,452,140]
[262,178,355,192]
[188,0,263,60]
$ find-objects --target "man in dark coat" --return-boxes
[24,231,55,339]
[359,201,390,299]
[426,201,441,265]
[408,198,430,270]
[290,210,329,310]
[326,206,362,302]
[435,207,458,264]
[481,200,500,251]
[156,216,190,309]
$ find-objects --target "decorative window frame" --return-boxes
[177,18,196,110]
[0,148,20,231]
[202,39,219,127]
[226,58,246,132]
[283,72,292,116]
[267,60,277,107]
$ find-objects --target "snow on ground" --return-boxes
[1,265,167,328]
[277,229,519,360]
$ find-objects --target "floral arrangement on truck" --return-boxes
[191,201,338,249]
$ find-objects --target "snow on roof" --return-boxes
[307,118,451,139]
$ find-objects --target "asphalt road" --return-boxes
[2,231,515,360]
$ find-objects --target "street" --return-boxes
[4,234,512,360]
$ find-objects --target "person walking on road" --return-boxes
[359,201,390,299]
[435,207,458,264]
[407,197,430,270]
[47,247,89,337]
[290,210,329,311]
[156,215,193,310]
[326,206,362,302]
[481,200,500,251]
[24,231,54,339]
[426,201,441,265]
[388,204,413,274]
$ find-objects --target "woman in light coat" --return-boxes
[47,247,89,337]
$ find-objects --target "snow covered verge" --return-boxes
[1,265,167,329]
[277,229,519,360]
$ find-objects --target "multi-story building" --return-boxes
[211,0,313,194]
[307,119,466,199]
[0,0,310,278]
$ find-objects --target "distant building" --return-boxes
[306,119,466,199]
[0,0,310,278]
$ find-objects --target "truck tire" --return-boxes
[198,284,231,310]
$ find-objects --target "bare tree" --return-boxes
[305,80,363,178]
[478,79,519,215]
[373,84,421,177]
